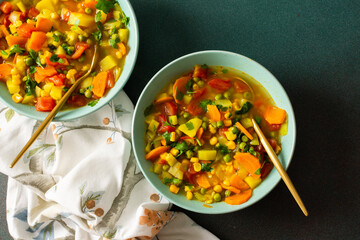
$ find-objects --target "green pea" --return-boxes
[225,190,232,197]
[202,116,208,122]
[211,122,217,129]
[239,142,247,150]
[193,77,200,82]
[25,57,34,66]
[197,80,204,87]
[78,56,85,63]
[162,165,169,171]
[224,92,231,99]
[200,188,207,194]
[223,154,232,162]
[85,7,92,14]
[78,35,85,42]
[202,122,208,130]
[213,193,221,202]
[216,121,224,128]
[215,94,223,100]
[241,135,249,142]
[244,92,251,99]
[54,30,62,37]
[84,89,92,98]
[66,46,75,55]
[183,112,190,118]
[231,127,239,134]
[79,88,85,94]
[186,150,193,159]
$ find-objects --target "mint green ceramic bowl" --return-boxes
[0,0,138,121]
[132,50,296,214]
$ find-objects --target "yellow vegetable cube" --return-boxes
[96,10,107,23]
[244,176,262,189]
[178,118,202,137]
[169,184,180,194]
[80,77,93,89]
[100,55,117,71]
[183,95,192,104]
[119,28,129,43]
[68,13,94,27]
[12,93,23,103]
[186,191,193,200]
[168,115,178,125]
[6,79,20,94]
[43,82,54,93]
[35,86,42,97]
[36,0,56,11]
[193,162,201,172]
[16,2,27,13]
[50,86,63,100]
[225,130,237,141]
[168,162,183,179]
[153,162,163,174]
[22,95,35,104]
[184,186,193,192]
[170,148,179,156]
[198,150,217,161]
[165,153,177,166]
[190,157,199,163]
[148,119,159,133]
[170,132,176,142]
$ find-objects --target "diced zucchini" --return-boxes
[244,176,261,189]
[249,134,259,145]
[215,99,232,109]
[100,55,117,71]
[279,121,288,136]
[21,95,35,104]
[168,115,178,125]
[104,21,121,30]
[178,118,202,137]
[240,118,253,129]
[146,130,155,141]
[148,119,159,133]
[162,171,173,180]
[198,150,217,161]
[153,162,163,174]
[55,46,66,56]
[165,153,177,166]
[194,192,206,201]
[168,162,183,179]
[80,77,93,90]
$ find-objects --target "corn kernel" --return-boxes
[206,199,213,204]
[193,162,201,172]
[66,69,77,80]
[186,191,193,200]
[169,184,179,194]
[50,12,59,20]
[225,162,233,166]
[184,186,192,192]
[12,74,21,85]
[193,83,199,90]
[226,141,236,150]
[225,131,237,141]
[170,132,176,142]
[190,157,199,163]
[223,180,230,186]
[209,124,216,134]
[213,185,223,193]
[170,148,179,156]
[11,68,19,75]
[224,119,232,127]
[12,93,23,103]
[209,137,218,145]
[115,51,123,59]
[224,112,231,119]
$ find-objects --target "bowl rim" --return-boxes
[0,0,139,122]
[132,50,296,214]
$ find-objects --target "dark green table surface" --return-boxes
[1,0,359,239]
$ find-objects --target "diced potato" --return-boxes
[68,13,94,27]
[16,2,27,13]
[36,0,56,12]
[168,115,178,125]
[153,162,163,174]
[100,55,117,71]
[6,79,20,94]
[50,86,63,100]
[119,28,129,43]
[161,171,173,180]
[103,21,121,30]
[244,176,262,189]
[183,95,192,105]
[168,162,183,180]
[96,10,107,24]
[43,82,54,93]
[148,119,159,133]
[79,77,93,90]
[198,150,217,161]
[178,118,202,137]
[22,95,35,104]
[35,86,42,97]
[165,153,177,166]
[146,130,155,141]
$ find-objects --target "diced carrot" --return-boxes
[34,72,45,83]
[48,74,65,86]
[154,96,173,105]
[235,122,253,140]
[6,35,27,47]
[92,71,108,97]
[27,31,47,51]
[35,96,56,112]
[206,104,221,122]
[224,189,252,205]
[0,2,12,14]
[36,66,57,77]
[36,18,53,32]
[264,106,286,125]
[220,183,241,194]
[0,25,10,37]
[71,42,89,59]
[0,64,13,79]
[172,76,191,103]
[230,174,250,190]
[234,152,262,179]
[145,146,170,161]
[117,42,127,55]
[84,0,98,9]
[17,23,36,38]
[196,173,211,189]
[196,127,204,140]
[161,139,167,146]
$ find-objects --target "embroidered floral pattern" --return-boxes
[139,208,173,236]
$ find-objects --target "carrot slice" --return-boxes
[264,106,286,125]
[172,76,191,103]
[6,35,27,47]
[220,183,241,194]
[196,173,211,189]
[36,17,53,32]
[27,31,47,51]
[230,174,250,190]
[206,105,221,122]
[0,64,13,79]
[145,146,170,161]
[36,66,57,77]
[234,152,261,179]
[92,71,108,97]
[0,25,10,37]
[224,189,252,205]
[154,96,173,105]
[196,127,204,140]
[235,122,253,140]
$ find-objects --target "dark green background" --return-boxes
[1,0,359,239]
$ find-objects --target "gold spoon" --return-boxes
[10,44,99,168]
[251,118,308,216]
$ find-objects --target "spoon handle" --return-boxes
[251,118,308,216]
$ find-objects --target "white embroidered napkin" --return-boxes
[0,91,218,240]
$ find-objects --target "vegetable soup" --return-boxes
[144,64,288,205]
[0,0,129,111]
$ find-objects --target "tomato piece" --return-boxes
[164,101,177,116]
[106,70,115,89]
[256,144,266,154]
[2,14,10,28]
[45,55,69,67]
[193,65,207,79]
[261,162,273,179]
[158,125,176,134]
[61,8,71,21]
[157,114,167,124]
[267,138,278,150]
[67,95,87,107]
[48,74,65,86]
[0,2,12,14]
[234,80,249,93]
[71,42,90,59]
[17,23,36,38]
[268,124,281,131]
[208,79,231,92]
[193,88,207,100]
[36,96,56,112]
[28,7,40,19]
[186,100,203,116]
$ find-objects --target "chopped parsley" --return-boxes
[143,103,154,116]
[94,11,103,22]
[199,99,214,111]
[185,121,194,130]
[254,168,261,175]
[175,87,184,101]
[1,50,8,55]
[254,115,261,126]
[29,50,43,68]
[109,37,120,48]
[218,144,231,155]
[9,45,25,56]
[53,34,60,42]
[163,178,182,185]
[24,76,37,96]
[201,162,213,172]
[88,99,99,107]
[221,69,228,73]
[185,79,194,93]
[236,101,252,114]
[29,66,37,74]
[95,0,117,14]
[63,87,69,92]
[49,54,65,63]
[201,64,208,69]
[162,131,172,145]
